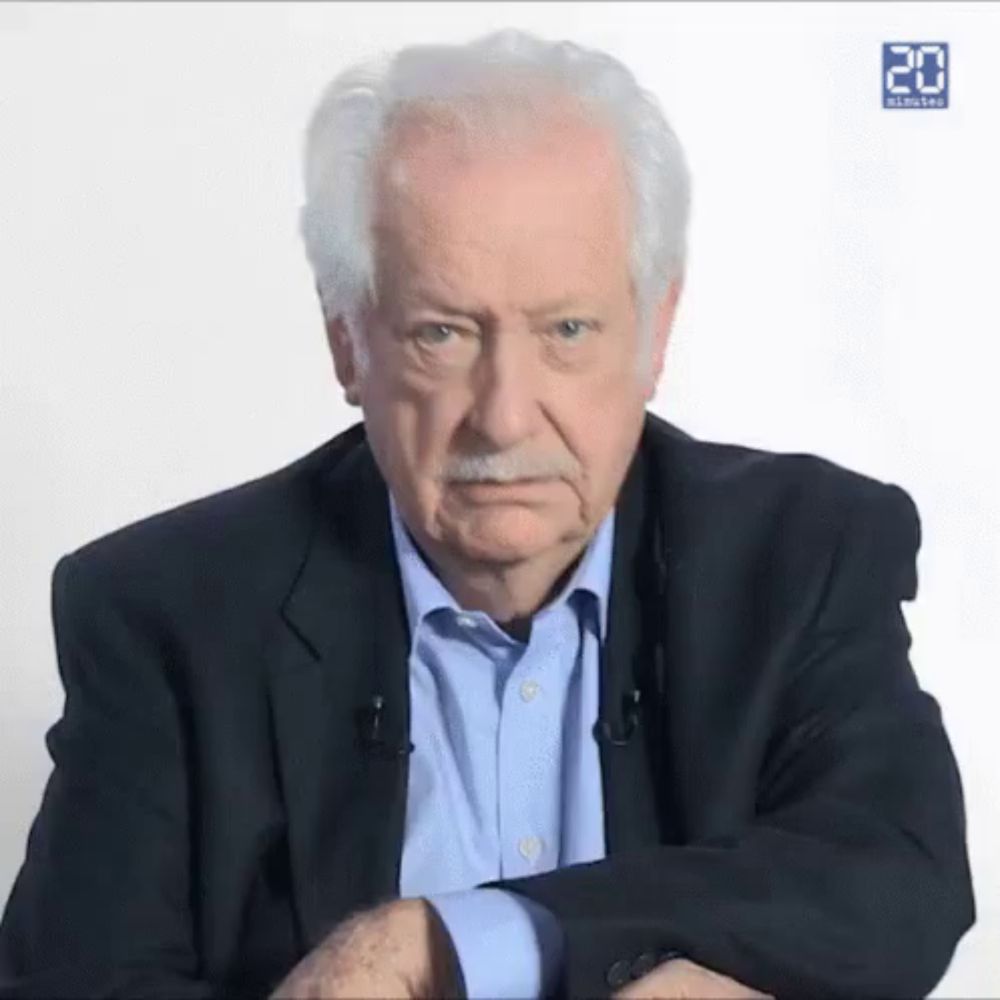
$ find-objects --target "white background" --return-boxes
[1,2,997,994]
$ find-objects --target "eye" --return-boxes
[413,323,458,345]
[552,319,593,340]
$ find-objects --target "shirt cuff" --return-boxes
[426,887,565,999]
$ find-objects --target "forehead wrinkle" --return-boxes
[380,228,626,320]
[373,156,632,284]
[372,115,634,319]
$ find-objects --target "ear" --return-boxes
[644,275,683,402]
[325,315,363,407]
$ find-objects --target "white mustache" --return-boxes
[442,449,579,483]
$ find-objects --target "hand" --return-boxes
[612,956,773,999]
[269,897,463,999]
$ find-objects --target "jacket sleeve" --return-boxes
[0,553,217,999]
[489,484,976,1000]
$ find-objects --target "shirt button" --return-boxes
[605,959,632,989]
[519,679,541,702]
[455,613,477,629]
[630,951,659,979]
[517,835,543,862]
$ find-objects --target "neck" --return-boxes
[413,532,591,634]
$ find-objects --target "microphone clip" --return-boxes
[593,688,642,747]
[355,694,414,759]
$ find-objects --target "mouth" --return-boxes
[449,478,557,500]
[453,475,555,486]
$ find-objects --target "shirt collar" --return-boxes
[388,491,616,645]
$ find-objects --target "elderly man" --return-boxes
[0,29,974,1000]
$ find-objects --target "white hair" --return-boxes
[299,29,691,379]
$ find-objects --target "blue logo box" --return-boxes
[883,43,949,108]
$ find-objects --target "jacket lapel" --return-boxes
[268,437,412,950]
[599,422,672,854]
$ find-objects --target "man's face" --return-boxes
[331,111,677,569]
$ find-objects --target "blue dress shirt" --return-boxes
[390,495,614,999]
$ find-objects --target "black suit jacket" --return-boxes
[0,413,975,999]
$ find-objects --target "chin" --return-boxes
[444,506,570,564]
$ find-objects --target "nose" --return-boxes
[464,329,542,452]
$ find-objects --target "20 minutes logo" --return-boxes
[883,43,949,109]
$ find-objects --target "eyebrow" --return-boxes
[401,291,595,319]
[523,297,595,318]
[400,290,484,318]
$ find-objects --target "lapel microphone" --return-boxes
[355,694,414,759]
[359,688,643,752]
[593,688,642,747]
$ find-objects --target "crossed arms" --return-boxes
[0,485,975,998]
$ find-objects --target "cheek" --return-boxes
[561,378,645,494]
[565,362,643,438]
[367,377,469,483]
